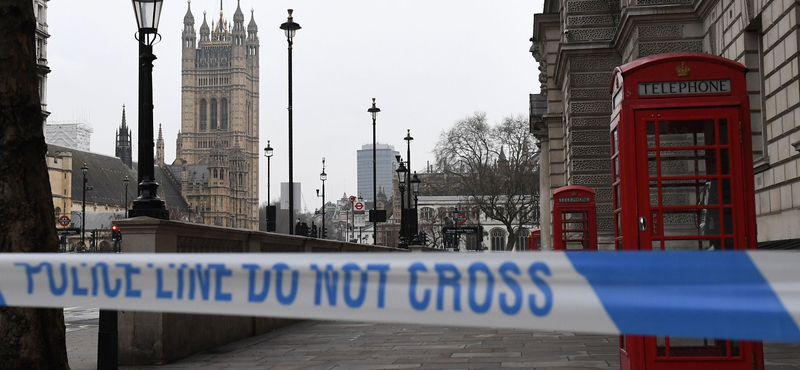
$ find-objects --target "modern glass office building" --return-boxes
[356,143,399,203]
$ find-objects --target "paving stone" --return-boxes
[60,314,800,370]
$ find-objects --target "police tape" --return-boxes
[1,251,799,342]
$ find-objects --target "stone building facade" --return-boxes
[531,0,800,249]
[173,1,261,230]
[34,0,50,125]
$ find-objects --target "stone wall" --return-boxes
[115,217,411,365]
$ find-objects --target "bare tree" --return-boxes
[0,1,70,368]
[434,112,539,250]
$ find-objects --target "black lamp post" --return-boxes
[410,172,421,244]
[451,207,460,251]
[280,9,301,235]
[404,130,420,244]
[123,175,129,218]
[395,159,408,247]
[358,194,363,243]
[80,163,89,249]
[263,141,273,232]
[410,172,421,210]
[129,0,168,220]
[368,98,380,244]
[317,158,326,239]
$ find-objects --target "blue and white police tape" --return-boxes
[1,251,799,342]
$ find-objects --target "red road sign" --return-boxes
[354,202,364,211]
[456,213,467,225]
[58,215,70,226]
[349,195,356,203]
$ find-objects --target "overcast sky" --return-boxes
[46,0,542,212]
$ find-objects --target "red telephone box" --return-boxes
[529,229,541,250]
[610,52,762,370]
[552,185,597,250]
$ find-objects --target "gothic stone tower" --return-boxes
[178,0,260,230]
[115,105,133,169]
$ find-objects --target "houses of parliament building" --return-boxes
[168,1,261,230]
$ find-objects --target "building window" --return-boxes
[516,228,530,251]
[490,229,506,251]
[210,98,218,130]
[220,98,228,130]
[421,207,435,221]
[200,99,207,131]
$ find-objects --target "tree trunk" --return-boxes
[0,1,69,369]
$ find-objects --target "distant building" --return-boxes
[46,144,189,250]
[45,121,93,151]
[172,1,261,230]
[357,143,399,203]
[115,105,133,169]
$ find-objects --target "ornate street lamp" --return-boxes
[451,207,460,251]
[263,141,274,232]
[129,0,168,220]
[317,158,327,239]
[410,172,421,207]
[410,172,422,244]
[368,98,381,244]
[395,159,408,247]
[123,175,130,218]
[80,163,89,249]
[280,9,301,235]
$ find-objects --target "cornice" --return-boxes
[612,3,701,55]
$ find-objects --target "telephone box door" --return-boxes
[621,106,761,370]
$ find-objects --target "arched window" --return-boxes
[199,99,207,131]
[490,229,506,251]
[220,98,228,130]
[516,228,530,251]
[213,169,218,178]
[210,98,218,130]
[54,206,61,217]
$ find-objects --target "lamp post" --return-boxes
[123,175,129,218]
[280,9,301,235]
[129,0,168,220]
[358,194,363,243]
[263,141,273,232]
[452,207,460,251]
[395,159,408,247]
[368,98,381,244]
[317,158,326,239]
[80,163,89,249]
[410,171,421,210]
[404,130,420,244]
[410,172,422,245]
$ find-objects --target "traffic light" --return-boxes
[111,225,122,242]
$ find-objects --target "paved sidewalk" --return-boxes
[66,310,800,370]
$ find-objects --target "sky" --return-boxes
[46,0,543,213]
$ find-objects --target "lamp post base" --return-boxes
[129,198,169,220]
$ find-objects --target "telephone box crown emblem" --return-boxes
[676,62,691,77]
